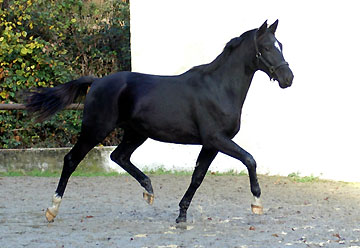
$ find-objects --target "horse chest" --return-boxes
[204,107,241,138]
[221,114,241,137]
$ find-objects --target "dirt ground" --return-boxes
[0,174,360,248]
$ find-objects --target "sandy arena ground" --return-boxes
[0,174,360,247]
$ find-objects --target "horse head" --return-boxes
[254,20,294,89]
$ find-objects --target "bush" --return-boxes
[0,0,129,148]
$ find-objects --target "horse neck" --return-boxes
[210,43,257,108]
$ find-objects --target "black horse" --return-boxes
[25,20,293,223]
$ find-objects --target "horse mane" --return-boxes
[189,29,256,74]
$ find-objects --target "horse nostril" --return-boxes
[290,72,294,81]
[287,74,294,86]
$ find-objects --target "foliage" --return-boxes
[0,0,130,148]
[288,172,319,183]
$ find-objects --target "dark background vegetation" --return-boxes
[0,0,130,148]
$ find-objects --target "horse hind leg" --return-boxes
[45,125,111,222]
[110,129,154,204]
[176,148,218,223]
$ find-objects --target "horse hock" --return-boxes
[45,194,62,222]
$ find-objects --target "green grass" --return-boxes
[143,166,248,177]
[143,167,192,176]
[0,170,59,177]
[212,169,248,176]
[0,167,248,177]
[0,168,321,182]
[0,170,122,177]
[287,172,319,182]
[72,171,121,177]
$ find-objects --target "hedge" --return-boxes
[0,0,129,148]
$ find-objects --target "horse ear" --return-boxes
[257,20,268,37]
[268,19,279,34]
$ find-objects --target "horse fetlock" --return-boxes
[176,215,187,223]
[45,193,62,222]
[141,177,153,194]
[142,178,155,205]
[251,185,261,198]
[176,208,187,223]
[179,199,190,210]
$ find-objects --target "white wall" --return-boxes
[128,0,360,182]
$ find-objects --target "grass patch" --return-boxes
[143,167,193,176]
[0,170,121,177]
[143,167,248,176]
[0,170,59,177]
[209,169,248,176]
[0,167,248,177]
[72,171,121,177]
[288,172,319,182]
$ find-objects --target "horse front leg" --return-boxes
[176,148,218,223]
[207,135,263,215]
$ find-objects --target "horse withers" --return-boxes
[24,20,293,223]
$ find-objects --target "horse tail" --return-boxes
[24,76,97,122]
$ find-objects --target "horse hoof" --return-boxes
[251,204,264,215]
[45,208,56,222]
[175,222,188,230]
[143,191,154,205]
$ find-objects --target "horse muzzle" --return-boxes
[276,66,294,89]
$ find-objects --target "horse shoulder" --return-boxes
[191,84,242,140]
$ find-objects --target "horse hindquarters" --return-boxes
[46,75,145,222]
[45,78,125,222]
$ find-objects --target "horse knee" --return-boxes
[243,155,257,170]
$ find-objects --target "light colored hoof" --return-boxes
[143,191,154,205]
[251,204,264,215]
[45,208,56,222]
[46,194,61,222]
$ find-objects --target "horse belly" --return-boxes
[150,127,200,144]
[130,108,200,144]
[128,79,201,144]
